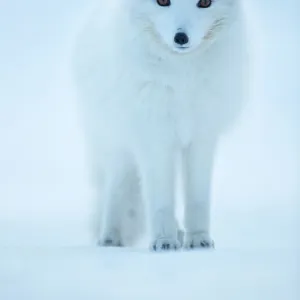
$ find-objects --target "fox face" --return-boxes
[128,0,239,53]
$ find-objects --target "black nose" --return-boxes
[174,32,189,45]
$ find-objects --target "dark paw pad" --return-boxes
[151,238,181,252]
[185,239,215,250]
[152,243,172,251]
[98,238,123,247]
[200,240,213,248]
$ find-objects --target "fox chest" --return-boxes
[125,77,216,146]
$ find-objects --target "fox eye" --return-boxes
[157,0,171,7]
[197,0,212,8]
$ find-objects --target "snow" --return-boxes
[0,247,297,300]
[0,1,299,299]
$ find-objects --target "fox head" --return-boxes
[124,0,240,54]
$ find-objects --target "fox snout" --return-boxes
[174,31,189,46]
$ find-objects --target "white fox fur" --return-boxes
[72,0,248,251]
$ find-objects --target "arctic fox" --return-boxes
[73,0,248,251]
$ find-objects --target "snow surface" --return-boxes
[0,247,298,300]
[0,1,299,299]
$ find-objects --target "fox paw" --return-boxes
[184,232,214,250]
[151,238,181,252]
[97,230,123,247]
[97,237,123,247]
